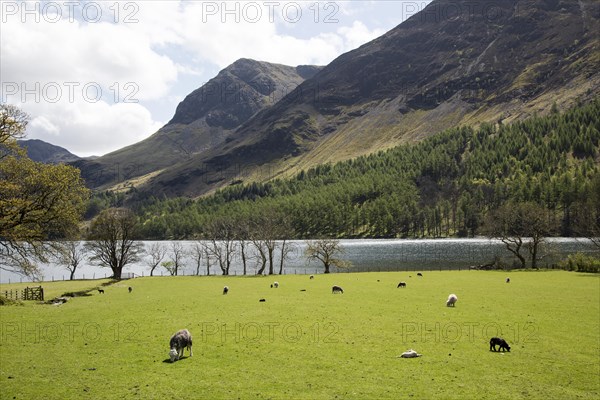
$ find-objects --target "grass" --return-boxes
[0,271,598,399]
[0,279,113,301]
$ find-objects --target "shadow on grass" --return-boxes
[60,279,119,298]
[162,356,191,364]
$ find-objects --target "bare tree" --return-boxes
[276,217,295,275]
[305,239,349,273]
[52,241,85,280]
[249,213,290,275]
[190,242,204,275]
[85,208,144,279]
[278,239,296,275]
[484,202,558,268]
[251,237,269,275]
[146,242,167,277]
[203,243,212,276]
[167,242,187,276]
[205,220,237,275]
[237,222,251,275]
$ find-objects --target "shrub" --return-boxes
[558,253,600,273]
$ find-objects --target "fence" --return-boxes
[2,286,44,301]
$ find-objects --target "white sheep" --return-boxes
[446,294,458,307]
[400,349,422,358]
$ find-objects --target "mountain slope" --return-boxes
[18,139,81,164]
[74,59,320,189]
[145,0,600,198]
[136,99,600,239]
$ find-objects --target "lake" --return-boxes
[0,238,597,283]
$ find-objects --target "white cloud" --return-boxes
[23,100,164,157]
[172,2,388,68]
[29,115,60,137]
[1,1,404,156]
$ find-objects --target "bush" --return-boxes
[558,253,600,273]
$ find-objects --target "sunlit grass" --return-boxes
[0,271,598,399]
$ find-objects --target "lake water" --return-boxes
[0,238,597,284]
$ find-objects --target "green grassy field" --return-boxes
[0,271,598,399]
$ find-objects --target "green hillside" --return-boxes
[131,98,599,239]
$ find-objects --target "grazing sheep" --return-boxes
[400,349,422,358]
[169,329,193,362]
[259,298,266,302]
[506,277,510,283]
[489,337,511,352]
[223,286,229,295]
[417,273,423,277]
[273,282,279,288]
[332,285,344,294]
[446,294,458,307]
[97,289,104,294]
[397,282,407,288]
[309,275,314,280]
[128,287,132,293]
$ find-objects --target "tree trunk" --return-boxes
[69,270,75,280]
[278,240,286,275]
[324,262,330,274]
[268,249,274,275]
[205,251,211,276]
[241,243,247,276]
[257,260,266,275]
[530,237,541,269]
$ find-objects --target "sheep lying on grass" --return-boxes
[446,294,458,307]
[400,349,422,358]
[332,285,344,294]
[169,329,193,362]
[309,275,314,280]
[273,282,279,288]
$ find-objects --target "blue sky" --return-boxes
[1,1,432,156]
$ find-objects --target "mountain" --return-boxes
[142,0,600,198]
[74,59,321,189]
[18,139,81,164]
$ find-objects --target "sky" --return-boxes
[1,0,432,157]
